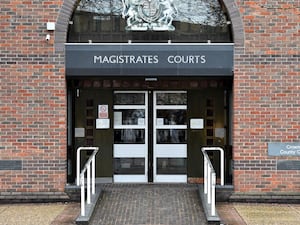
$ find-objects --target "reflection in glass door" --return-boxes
[153,91,187,183]
[113,91,148,183]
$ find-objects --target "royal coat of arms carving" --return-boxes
[122,0,177,31]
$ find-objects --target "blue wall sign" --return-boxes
[268,142,300,157]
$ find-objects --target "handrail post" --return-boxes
[201,146,224,218]
[77,147,99,218]
[204,157,208,194]
[80,175,85,216]
[92,155,96,195]
[220,149,224,186]
[76,147,82,186]
[211,173,216,216]
[87,164,91,204]
[207,166,211,204]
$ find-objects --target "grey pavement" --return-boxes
[0,202,79,225]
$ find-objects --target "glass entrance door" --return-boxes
[113,91,148,183]
[153,91,187,183]
[113,91,187,183]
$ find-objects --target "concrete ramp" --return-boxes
[89,184,208,225]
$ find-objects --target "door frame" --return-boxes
[153,91,187,183]
[113,90,187,183]
[113,91,148,183]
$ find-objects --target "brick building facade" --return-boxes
[1,0,299,201]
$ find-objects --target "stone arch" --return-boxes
[222,0,245,47]
[54,0,244,52]
[54,0,78,52]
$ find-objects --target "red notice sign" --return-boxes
[98,105,108,118]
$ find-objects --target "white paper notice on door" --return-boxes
[190,118,204,129]
[96,118,110,129]
[75,128,85,137]
[215,128,225,138]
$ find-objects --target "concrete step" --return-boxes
[216,185,234,202]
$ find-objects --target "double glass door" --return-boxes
[113,91,187,183]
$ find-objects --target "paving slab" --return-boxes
[233,203,300,225]
[217,203,247,225]
[0,203,66,225]
[51,203,80,225]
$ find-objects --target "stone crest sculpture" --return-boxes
[122,0,177,31]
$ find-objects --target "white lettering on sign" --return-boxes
[93,54,207,65]
[167,55,206,64]
[268,142,300,157]
[280,145,300,156]
[280,149,297,155]
[286,145,300,149]
[94,55,159,64]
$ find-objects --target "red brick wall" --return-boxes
[0,0,299,197]
[233,1,300,193]
[0,1,66,194]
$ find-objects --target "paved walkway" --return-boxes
[1,184,300,225]
[0,202,79,225]
[218,202,300,225]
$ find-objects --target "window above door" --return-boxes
[68,0,232,43]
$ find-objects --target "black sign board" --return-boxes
[65,43,233,77]
[277,160,300,170]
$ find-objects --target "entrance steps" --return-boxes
[65,184,234,225]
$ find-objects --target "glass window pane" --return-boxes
[114,93,145,105]
[114,158,145,174]
[157,158,186,174]
[114,129,145,143]
[114,109,145,125]
[69,1,232,43]
[156,93,187,105]
[157,129,187,144]
[157,110,186,125]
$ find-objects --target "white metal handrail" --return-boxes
[76,147,99,217]
[77,147,98,186]
[202,147,225,186]
[201,147,224,216]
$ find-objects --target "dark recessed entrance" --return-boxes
[66,0,234,185]
[67,77,233,184]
